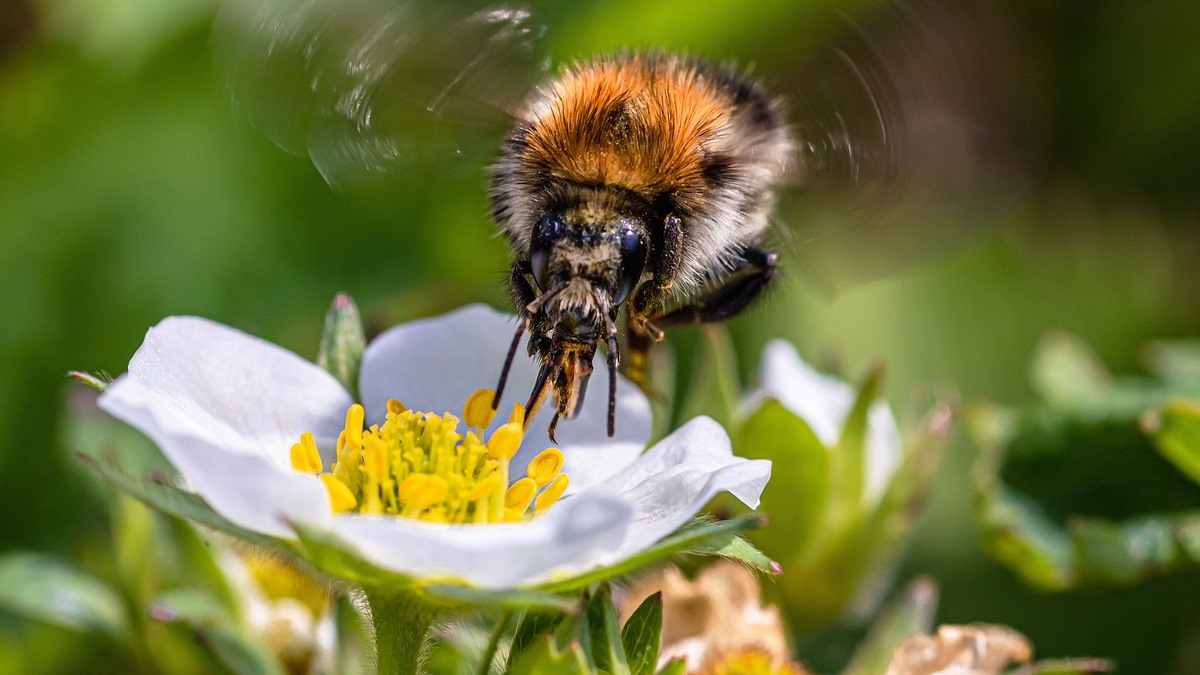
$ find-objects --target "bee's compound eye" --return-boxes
[614,224,646,306]
[530,212,564,291]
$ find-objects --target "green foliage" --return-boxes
[620,593,663,675]
[735,367,952,632]
[0,552,131,643]
[972,331,1200,590]
[151,589,286,675]
[838,577,937,675]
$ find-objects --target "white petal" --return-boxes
[98,316,348,535]
[329,491,632,589]
[589,417,772,562]
[359,304,652,491]
[746,340,901,507]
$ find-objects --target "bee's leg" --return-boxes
[651,247,778,329]
[493,261,538,409]
[624,214,685,391]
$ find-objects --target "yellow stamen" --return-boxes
[527,448,564,487]
[505,477,538,510]
[487,422,523,460]
[535,473,570,512]
[293,394,570,525]
[467,473,502,502]
[463,388,498,429]
[320,474,357,513]
[399,473,448,515]
[344,404,364,451]
[290,432,323,473]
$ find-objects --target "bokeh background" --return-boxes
[2,0,1199,672]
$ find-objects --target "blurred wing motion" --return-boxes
[215,0,548,189]
[771,0,1035,290]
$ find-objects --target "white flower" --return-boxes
[743,340,901,507]
[98,304,770,590]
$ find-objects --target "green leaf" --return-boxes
[1144,340,1200,393]
[152,589,286,675]
[537,515,766,592]
[584,584,630,675]
[78,453,294,555]
[0,552,131,642]
[508,610,571,672]
[316,293,366,400]
[735,399,830,557]
[1029,331,1114,411]
[508,635,595,675]
[678,325,742,431]
[1146,397,1200,485]
[976,483,1076,591]
[620,592,662,675]
[840,577,938,675]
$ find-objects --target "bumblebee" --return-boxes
[489,54,791,438]
[218,0,1018,439]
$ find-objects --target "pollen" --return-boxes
[291,390,570,525]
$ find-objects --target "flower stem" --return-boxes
[477,610,511,675]
[365,587,443,675]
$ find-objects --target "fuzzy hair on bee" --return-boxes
[491,53,792,292]
[489,53,792,439]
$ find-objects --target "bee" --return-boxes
[216,0,1022,440]
[488,54,790,439]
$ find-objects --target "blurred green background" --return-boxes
[2,0,1199,672]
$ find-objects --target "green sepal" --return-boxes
[839,577,938,675]
[620,592,663,675]
[68,369,112,392]
[289,521,575,611]
[78,453,295,555]
[151,588,286,675]
[678,325,742,431]
[584,584,630,675]
[508,635,595,675]
[537,514,770,592]
[316,293,366,400]
[1146,397,1200,485]
[507,610,572,672]
[0,552,131,643]
[829,363,883,531]
[735,399,830,556]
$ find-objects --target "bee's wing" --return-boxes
[771,1,1033,290]
[214,0,549,189]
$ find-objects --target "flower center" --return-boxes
[289,389,569,524]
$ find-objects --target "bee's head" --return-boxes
[517,195,652,439]
[527,203,649,320]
